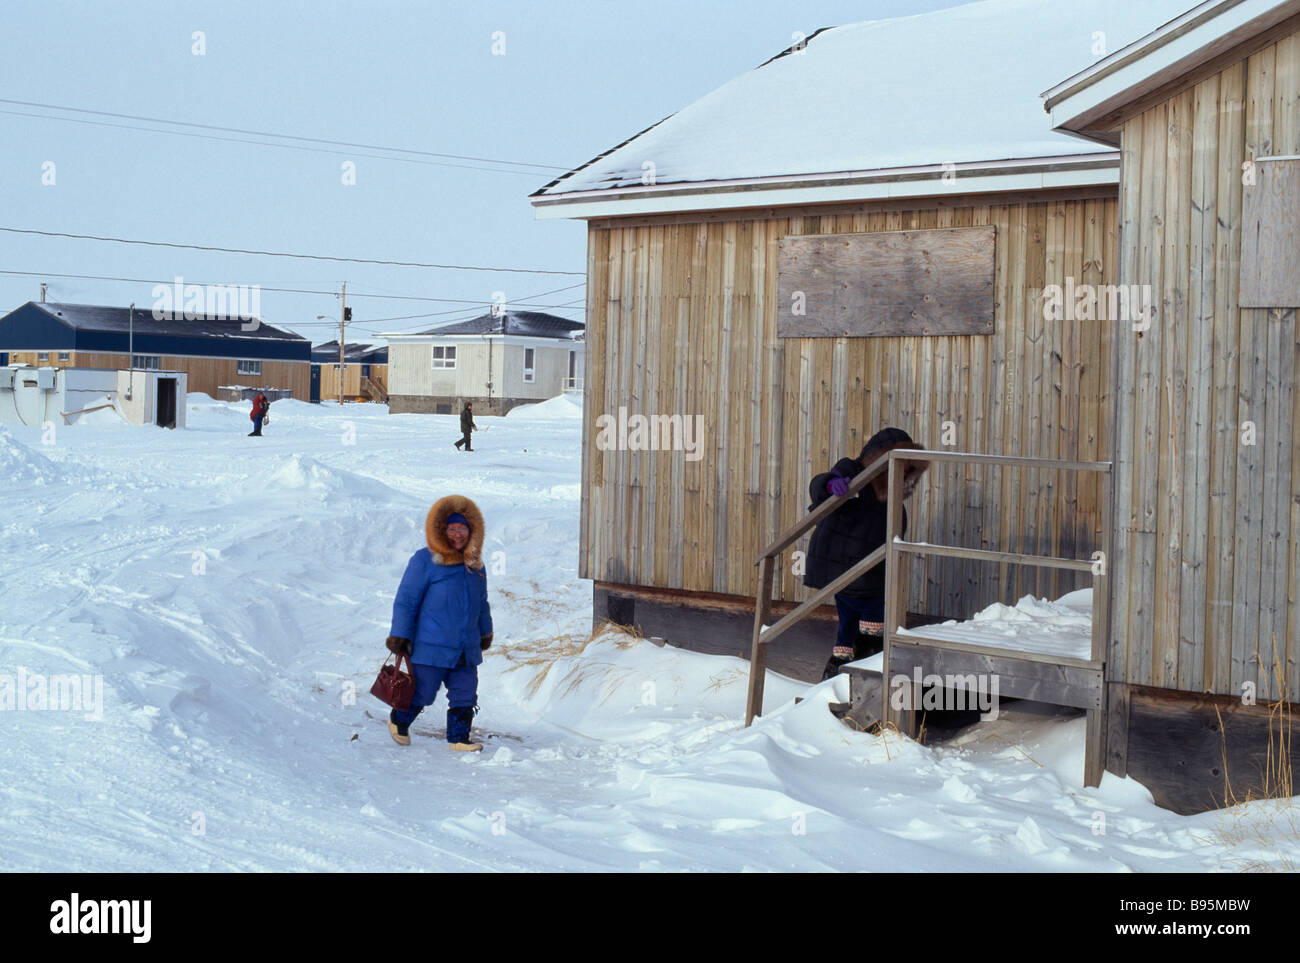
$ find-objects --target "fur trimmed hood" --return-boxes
[425,494,486,568]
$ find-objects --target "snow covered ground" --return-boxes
[898,589,1094,661]
[2,397,1297,872]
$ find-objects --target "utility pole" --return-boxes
[339,282,347,406]
[126,303,135,400]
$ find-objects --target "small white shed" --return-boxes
[0,366,187,428]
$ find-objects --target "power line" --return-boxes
[0,269,585,306]
[0,227,585,276]
[0,98,569,172]
[0,108,553,178]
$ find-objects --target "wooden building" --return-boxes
[531,0,1190,664]
[0,301,311,399]
[1046,0,1300,809]
[310,341,389,403]
[383,311,584,415]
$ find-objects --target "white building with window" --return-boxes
[382,310,584,415]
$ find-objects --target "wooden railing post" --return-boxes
[745,556,774,725]
[1084,465,1113,788]
[882,453,915,735]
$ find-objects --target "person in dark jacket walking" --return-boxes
[384,494,493,751]
[248,392,269,437]
[453,402,477,451]
[804,427,929,680]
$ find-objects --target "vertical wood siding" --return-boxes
[581,194,1119,624]
[1114,31,1300,700]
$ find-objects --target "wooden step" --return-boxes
[831,663,884,732]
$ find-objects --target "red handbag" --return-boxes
[370,652,416,710]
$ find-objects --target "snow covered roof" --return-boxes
[386,311,584,341]
[23,301,304,342]
[311,340,388,363]
[532,0,1195,218]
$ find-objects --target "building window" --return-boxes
[523,347,535,384]
[131,355,160,370]
[37,352,49,362]
[57,351,71,362]
[237,359,262,376]
[432,345,456,369]
[567,350,579,389]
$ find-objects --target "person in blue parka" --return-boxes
[384,494,493,752]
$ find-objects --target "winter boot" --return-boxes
[821,643,856,681]
[388,710,411,746]
[821,655,852,681]
[446,706,482,752]
[853,630,883,662]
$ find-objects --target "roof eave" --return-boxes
[1046,0,1300,138]
[529,155,1121,221]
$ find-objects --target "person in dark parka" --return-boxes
[385,494,494,751]
[804,427,929,680]
[454,402,477,451]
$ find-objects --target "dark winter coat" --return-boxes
[460,406,476,433]
[390,494,493,668]
[803,457,906,600]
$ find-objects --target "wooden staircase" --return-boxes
[361,373,388,403]
[746,448,1114,788]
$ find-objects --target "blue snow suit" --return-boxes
[389,547,492,726]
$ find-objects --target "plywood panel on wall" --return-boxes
[776,226,996,337]
[1239,156,1300,307]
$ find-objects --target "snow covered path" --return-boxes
[2,398,1296,872]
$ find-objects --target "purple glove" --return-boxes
[827,474,851,498]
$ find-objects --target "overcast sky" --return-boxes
[0,0,962,343]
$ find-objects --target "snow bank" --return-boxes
[264,452,401,502]
[899,589,1094,661]
[0,426,63,484]
[68,400,128,426]
[506,394,583,420]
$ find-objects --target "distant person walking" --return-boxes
[454,401,477,451]
[248,391,270,437]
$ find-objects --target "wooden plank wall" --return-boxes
[581,192,1118,623]
[6,351,311,400]
[1113,30,1300,701]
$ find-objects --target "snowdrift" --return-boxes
[3,402,1297,872]
[505,394,582,420]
